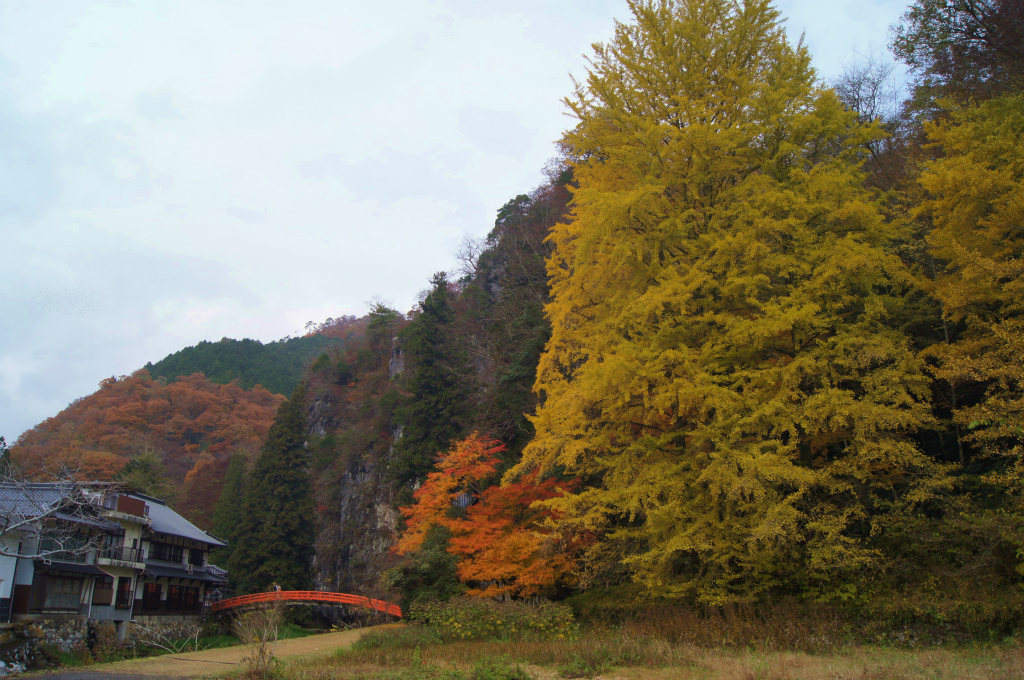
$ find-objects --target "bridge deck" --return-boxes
[211,590,402,617]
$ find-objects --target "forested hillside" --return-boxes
[145,317,363,396]
[12,371,285,527]
[8,318,363,531]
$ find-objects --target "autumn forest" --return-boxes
[7,0,1024,638]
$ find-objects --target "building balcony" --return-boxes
[99,508,152,527]
[43,552,89,565]
[96,546,146,570]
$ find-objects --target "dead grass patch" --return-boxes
[276,627,1024,680]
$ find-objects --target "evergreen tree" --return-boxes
[391,273,470,484]
[209,453,247,567]
[229,383,315,593]
[0,437,10,476]
[116,449,174,500]
[146,334,343,396]
[512,0,945,604]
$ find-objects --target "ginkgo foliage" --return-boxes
[511,0,947,604]
[397,433,579,598]
[919,94,1024,498]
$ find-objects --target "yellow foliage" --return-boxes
[918,94,1024,499]
[512,0,945,604]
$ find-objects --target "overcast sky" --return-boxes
[0,0,912,441]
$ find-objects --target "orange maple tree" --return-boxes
[397,432,582,598]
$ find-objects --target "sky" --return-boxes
[0,0,913,441]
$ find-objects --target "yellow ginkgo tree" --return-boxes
[919,94,1024,501]
[511,0,948,603]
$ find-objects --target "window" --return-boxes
[142,582,161,610]
[92,576,114,606]
[43,576,83,611]
[38,536,89,564]
[188,549,204,566]
[183,586,199,609]
[115,577,133,609]
[148,542,182,563]
[166,585,199,611]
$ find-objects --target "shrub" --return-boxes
[232,600,285,679]
[556,650,612,679]
[409,597,577,641]
[352,626,445,651]
[470,656,534,680]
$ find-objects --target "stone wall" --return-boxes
[128,615,204,645]
[0,614,207,674]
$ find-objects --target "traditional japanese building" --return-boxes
[0,483,226,625]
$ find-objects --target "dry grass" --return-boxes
[273,626,1024,680]
[232,599,286,679]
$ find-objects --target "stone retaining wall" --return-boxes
[0,614,207,674]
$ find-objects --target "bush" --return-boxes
[352,626,445,651]
[409,597,577,641]
[470,656,534,680]
[557,651,611,679]
[383,526,465,606]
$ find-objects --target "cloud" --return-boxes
[0,78,58,219]
[458,106,534,158]
[135,91,184,121]
[226,206,266,224]
[0,0,914,441]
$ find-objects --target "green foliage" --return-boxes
[327,655,532,680]
[469,657,534,680]
[557,651,612,679]
[335,358,353,385]
[409,597,577,642]
[351,626,445,652]
[146,334,344,396]
[116,448,173,500]
[210,453,247,567]
[464,185,566,456]
[0,436,11,476]
[368,302,404,364]
[311,353,332,373]
[392,272,471,484]
[229,383,315,593]
[382,526,465,606]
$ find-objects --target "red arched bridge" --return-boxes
[211,591,402,617]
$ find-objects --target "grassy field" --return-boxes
[268,625,1024,680]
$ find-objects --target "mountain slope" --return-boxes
[145,331,355,397]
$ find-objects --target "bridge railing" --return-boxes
[211,590,402,618]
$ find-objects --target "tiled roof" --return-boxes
[0,483,227,547]
[0,484,120,531]
[0,483,70,517]
[140,497,227,547]
[143,564,226,583]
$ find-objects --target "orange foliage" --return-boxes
[77,451,131,480]
[397,432,581,598]
[304,315,367,340]
[179,457,231,529]
[12,370,284,527]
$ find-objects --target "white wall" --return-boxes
[0,535,18,599]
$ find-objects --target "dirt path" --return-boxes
[27,624,401,679]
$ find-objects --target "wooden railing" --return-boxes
[210,590,402,617]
